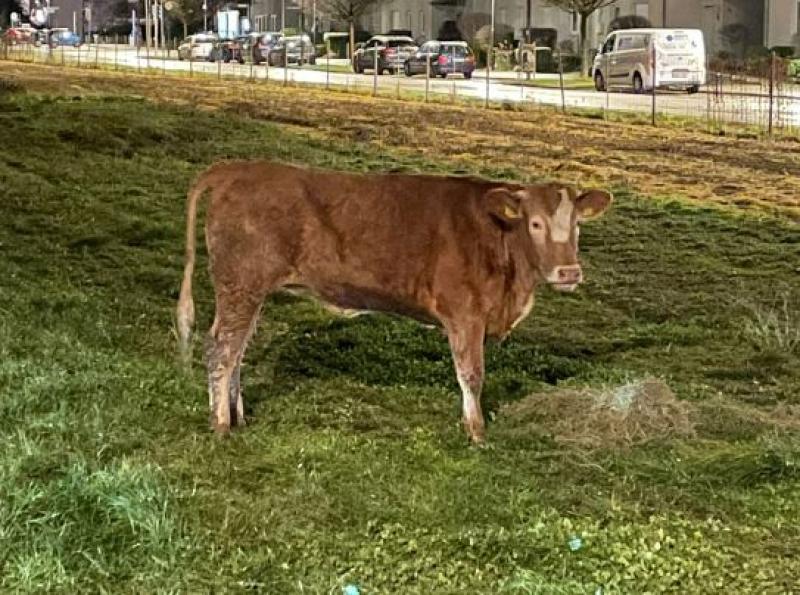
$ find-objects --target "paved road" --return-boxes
[6,43,800,128]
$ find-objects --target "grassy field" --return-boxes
[0,65,799,593]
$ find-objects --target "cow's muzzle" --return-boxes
[548,265,583,292]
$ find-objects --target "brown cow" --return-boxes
[177,161,611,443]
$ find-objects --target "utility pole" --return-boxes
[281,0,285,32]
[485,0,494,108]
[662,0,667,27]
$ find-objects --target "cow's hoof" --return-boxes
[463,419,486,446]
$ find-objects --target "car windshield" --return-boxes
[386,39,415,48]
[195,35,216,43]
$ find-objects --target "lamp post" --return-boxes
[485,0,494,107]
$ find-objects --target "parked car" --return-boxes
[3,25,36,45]
[352,35,417,74]
[216,37,244,63]
[592,28,706,94]
[48,28,82,48]
[404,40,475,79]
[240,32,283,64]
[267,35,315,66]
[177,33,218,61]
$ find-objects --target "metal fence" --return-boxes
[2,38,798,137]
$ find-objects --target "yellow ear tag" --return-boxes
[582,207,596,218]
[504,204,520,219]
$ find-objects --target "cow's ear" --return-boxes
[575,190,612,221]
[486,188,524,229]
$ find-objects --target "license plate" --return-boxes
[672,69,689,78]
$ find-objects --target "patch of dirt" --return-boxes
[2,63,798,220]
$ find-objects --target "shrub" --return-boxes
[770,45,796,58]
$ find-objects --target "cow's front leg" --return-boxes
[446,322,487,444]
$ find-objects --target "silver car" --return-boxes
[177,33,219,62]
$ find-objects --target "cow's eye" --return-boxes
[530,220,543,231]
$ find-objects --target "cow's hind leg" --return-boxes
[227,304,262,427]
[206,293,263,435]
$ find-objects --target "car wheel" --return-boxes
[633,72,644,94]
[404,62,412,77]
[439,73,447,79]
[594,71,605,92]
[309,56,316,65]
[353,59,361,74]
[463,71,472,80]
[687,85,700,94]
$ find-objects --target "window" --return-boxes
[407,11,412,30]
[635,4,649,19]
[617,34,647,50]
[419,11,425,35]
[499,9,507,25]
[391,10,401,30]
[602,35,615,53]
[571,11,579,33]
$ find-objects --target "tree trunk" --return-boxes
[183,20,188,39]
[579,11,589,76]
[349,19,355,63]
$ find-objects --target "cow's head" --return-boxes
[487,184,612,291]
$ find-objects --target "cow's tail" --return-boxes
[176,170,213,367]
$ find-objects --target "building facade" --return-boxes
[249,0,800,55]
[648,0,799,54]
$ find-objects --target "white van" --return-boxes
[592,29,706,94]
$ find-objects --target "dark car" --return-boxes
[215,37,244,63]
[404,41,475,79]
[240,32,283,64]
[267,35,315,66]
[352,35,417,74]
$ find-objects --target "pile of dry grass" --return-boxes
[499,378,695,450]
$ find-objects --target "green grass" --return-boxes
[0,86,799,592]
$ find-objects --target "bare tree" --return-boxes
[317,0,379,62]
[544,0,617,74]
[608,14,651,33]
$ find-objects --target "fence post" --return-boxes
[768,51,775,137]
[114,34,118,70]
[284,49,288,86]
[604,51,610,118]
[425,51,430,102]
[326,52,330,90]
[373,50,378,96]
[95,40,99,68]
[484,44,491,108]
[189,52,193,77]
[558,49,565,113]
[651,44,657,126]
